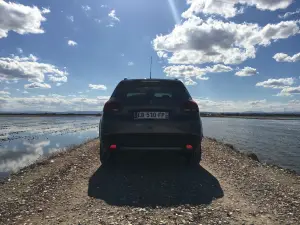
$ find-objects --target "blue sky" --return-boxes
[1,0,300,112]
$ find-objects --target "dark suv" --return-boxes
[99,78,203,165]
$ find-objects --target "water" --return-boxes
[0,116,99,180]
[202,117,300,173]
[1,116,300,179]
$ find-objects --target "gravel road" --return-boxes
[0,138,299,225]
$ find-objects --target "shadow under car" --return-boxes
[88,151,223,207]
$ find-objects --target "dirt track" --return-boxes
[0,138,299,225]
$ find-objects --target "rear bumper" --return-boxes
[101,133,202,152]
[119,146,182,151]
[100,119,203,137]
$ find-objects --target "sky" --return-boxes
[1,0,300,112]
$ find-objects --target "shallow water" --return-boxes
[0,116,99,179]
[1,116,300,179]
[202,117,300,173]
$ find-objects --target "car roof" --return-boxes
[119,78,182,83]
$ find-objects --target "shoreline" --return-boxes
[0,138,299,224]
[206,137,299,175]
[0,138,97,183]
[201,115,300,120]
[1,114,300,120]
[1,137,298,183]
[1,137,299,183]
[0,114,101,117]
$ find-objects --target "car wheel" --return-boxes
[186,145,202,166]
[100,142,111,166]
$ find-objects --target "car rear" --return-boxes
[99,79,203,164]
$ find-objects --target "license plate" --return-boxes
[134,112,169,120]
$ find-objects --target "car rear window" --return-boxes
[112,80,191,101]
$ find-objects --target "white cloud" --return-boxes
[256,78,294,89]
[235,67,258,77]
[97,96,110,101]
[275,92,292,97]
[1,94,300,112]
[106,10,120,28]
[273,52,300,62]
[157,51,168,58]
[248,99,267,106]
[24,82,51,89]
[42,8,50,14]
[0,54,68,83]
[0,91,10,96]
[0,95,110,112]
[0,1,50,39]
[182,0,293,19]
[101,5,108,8]
[48,76,67,83]
[82,5,91,11]
[17,48,23,54]
[183,77,198,86]
[164,65,207,79]
[128,62,134,66]
[22,91,29,94]
[2,79,18,84]
[164,64,232,85]
[206,64,233,73]
[106,24,115,28]
[120,53,125,57]
[259,21,300,44]
[108,10,120,22]
[68,40,77,46]
[56,83,62,87]
[279,86,300,96]
[193,98,300,112]
[88,84,107,90]
[182,0,239,19]
[153,17,300,65]
[279,8,300,19]
[94,19,102,23]
[67,16,74,22]
[48,94,64,98]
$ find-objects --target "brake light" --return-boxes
[182,100,199,112]
[109,144,117,151]
[103,101,121,113]
[186,144,193,150]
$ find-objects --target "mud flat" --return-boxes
[0,138,299,225]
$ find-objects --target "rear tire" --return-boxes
[100,142,112,166]
[186,145,202,166]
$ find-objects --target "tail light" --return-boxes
[182,100,199,113]
[103,100,122,113]
[186,144,193,150]
[109,144,117,151]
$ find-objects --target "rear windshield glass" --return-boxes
[112,80,191,101]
